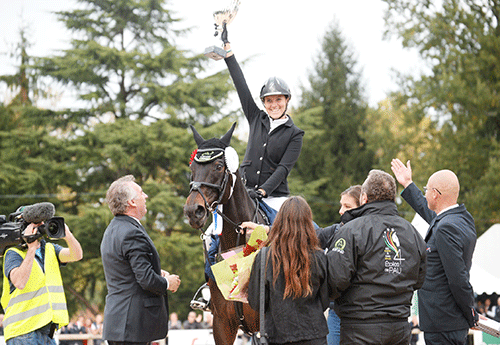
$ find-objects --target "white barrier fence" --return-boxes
[0,329,244,345]
[0,330,497,344]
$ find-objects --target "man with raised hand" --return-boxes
[391,159,477,345]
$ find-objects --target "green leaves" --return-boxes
[380,0,500,233]
[38,0,231,122]
[291,21,374,225]
[0,0,237,318]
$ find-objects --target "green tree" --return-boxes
[291,22,374,225]
[37,0,233,125]
[362,96,442,219]
[382,0,500,233]
[0,27,32,107]
[0,3,243,316]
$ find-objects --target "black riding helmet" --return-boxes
[260,77,291,103]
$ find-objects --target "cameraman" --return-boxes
[1,221,83,344]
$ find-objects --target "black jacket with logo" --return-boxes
[225,55,304,197]
[327,200,427,322]
[317,223,341,251]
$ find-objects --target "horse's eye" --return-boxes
[215,163,224,171]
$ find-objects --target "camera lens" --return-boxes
[44,217,66,239]
[47,222,58,236]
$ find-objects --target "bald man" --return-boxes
[391,159,477,345]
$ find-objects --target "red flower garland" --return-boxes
[189,149,198,165]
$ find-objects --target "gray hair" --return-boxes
[361,169,397,203]
[106,175,137,216]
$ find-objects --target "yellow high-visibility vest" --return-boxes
[1,243,69,340]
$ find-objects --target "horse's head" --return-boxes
[184,123,239,230]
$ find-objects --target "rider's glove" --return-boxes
[247,189,264,200]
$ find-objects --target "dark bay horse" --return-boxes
[184,123,263,345]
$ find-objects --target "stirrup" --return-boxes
[190,283,211,311]
[190,298,209,311]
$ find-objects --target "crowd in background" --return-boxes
[476,294,500,321]
[58,313,104,345]
[55,310,213,345]
[168,311,212,330]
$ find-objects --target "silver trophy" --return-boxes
[204,0,241,60]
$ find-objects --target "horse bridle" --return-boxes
[189,147,260,335]
[189,149,243,233]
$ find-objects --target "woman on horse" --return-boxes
[247,196,329,345]
[222,24,304,214]
[191,24,304,312]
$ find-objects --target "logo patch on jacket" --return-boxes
[332,238,346,254]
[384,228,405,274]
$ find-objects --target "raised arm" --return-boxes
[391,158,413,188]
[391,158,436,223]
[58,223,83,263]
[222,24,261,122]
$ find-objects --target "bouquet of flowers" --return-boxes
[211,226,267,302]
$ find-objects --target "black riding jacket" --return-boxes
[225,55,304,197]
[327,201,427,323]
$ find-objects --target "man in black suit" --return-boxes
[391,159,477,345]
[101,175,181,345]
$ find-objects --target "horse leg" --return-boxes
[209,279,239,345]
[242,302,260,334]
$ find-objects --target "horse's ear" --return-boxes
[190,125,205,147]
[220,122,237,147]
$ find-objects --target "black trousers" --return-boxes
[269,337,327,345]
[340,320,410,345]
[424,329,469,345]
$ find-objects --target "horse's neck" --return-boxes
[220,175,255,251]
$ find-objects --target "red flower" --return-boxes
[189,149,198,165]
[243,244,257,257]
[229,282,238,294]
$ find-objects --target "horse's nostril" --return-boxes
[195,205,206,219]
[184,204,207,224]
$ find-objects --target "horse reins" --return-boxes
[189,148,261,335]
[189,170,244,234]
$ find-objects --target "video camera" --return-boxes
[0,202,66,256]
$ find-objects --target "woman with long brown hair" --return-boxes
[247,196,329,345]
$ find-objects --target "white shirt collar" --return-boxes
[437,204,459,216]
[269,115,289,133]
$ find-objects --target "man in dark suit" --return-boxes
[101,175,181,345]
[391,159,477,345]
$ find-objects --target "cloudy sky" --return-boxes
[0,0,423,108]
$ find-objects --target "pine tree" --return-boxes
[0,3,239,316]
[291,22,374,225]
[37,0,233,125]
